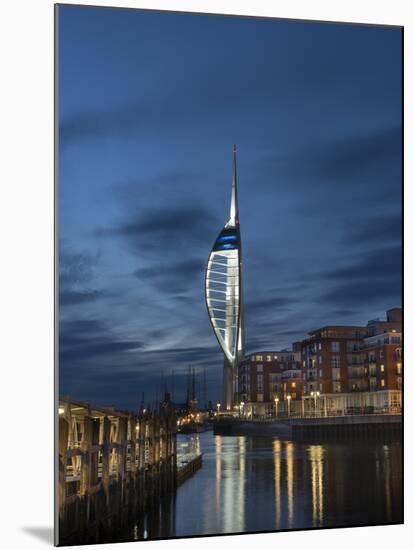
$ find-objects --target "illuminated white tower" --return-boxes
[205,146,245,411]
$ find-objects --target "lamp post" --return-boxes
[287,395,291,418]
[217,402,221,415]
[301,397,305,418]
[239,401,245,418]
[274,397,279,418]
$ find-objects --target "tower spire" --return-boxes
[229,144,239,227]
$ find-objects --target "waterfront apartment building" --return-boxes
[300,325,367,395]
[238,350,303,404]
[300,308,402,395]
[240,308,402,414]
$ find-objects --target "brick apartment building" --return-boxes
[300,308,402,395]
[238,350,302,404]
[238,308,402,412]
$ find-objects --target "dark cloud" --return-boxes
[322,244,401,281]
[316,244,401,308]
[134,258,205,294]
[60,289,106,306]
[262,126,401,188]
[342,212,402,246]
[246,295,297,314]
[319,279,401,307]
[96,206,217,258]
[59,319,144,364]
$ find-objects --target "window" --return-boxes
[257,393,263,402]
[396,363,402,374]
[319,355,322,365]
[332,367,341,380]
[318,342,322,351]
[319,383,323,392]
[303,360,306,368]
[331,342,340,353]
[380,364,385,372]
[257,364,263,372]
[257,374,263,389]
[333,381,341,393]
[319,369,323,377]
[379,350,384,359]
[274,355,278,360]
[391,336,401,344]
[331,356,340,368]
[395,348,401,360]
[291,382,296,388]
[266,355,272,362]
[347,341,359,352]
[380,379,385,388]
[256,355,263,361]
[291,392,297,399]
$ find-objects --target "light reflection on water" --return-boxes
[129,431,402,540]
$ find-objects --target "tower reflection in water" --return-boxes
[214,435,246,533]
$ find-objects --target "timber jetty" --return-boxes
[57,397,181,545]
[214,413,402,441]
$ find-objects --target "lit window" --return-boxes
[331,356,340,368]
[257,364,263,372]
[380,365,385,372]
[381,379,385,387]
[266,355,272,362]
[256,355,263,361]
[292,382,296,388]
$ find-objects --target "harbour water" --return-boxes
[128,431,402,540]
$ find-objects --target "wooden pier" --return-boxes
[57,398,177,545]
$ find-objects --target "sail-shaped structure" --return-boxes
[205,146,245,411]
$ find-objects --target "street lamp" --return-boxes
[217,402,221,415]
[274,397,279,418]
[287,395,291,417]
[239,401,245,418]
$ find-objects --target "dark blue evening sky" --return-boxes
[58,5,402,409]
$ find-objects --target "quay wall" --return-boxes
[213,414,402,441]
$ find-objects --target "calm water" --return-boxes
[130,431,402,540]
